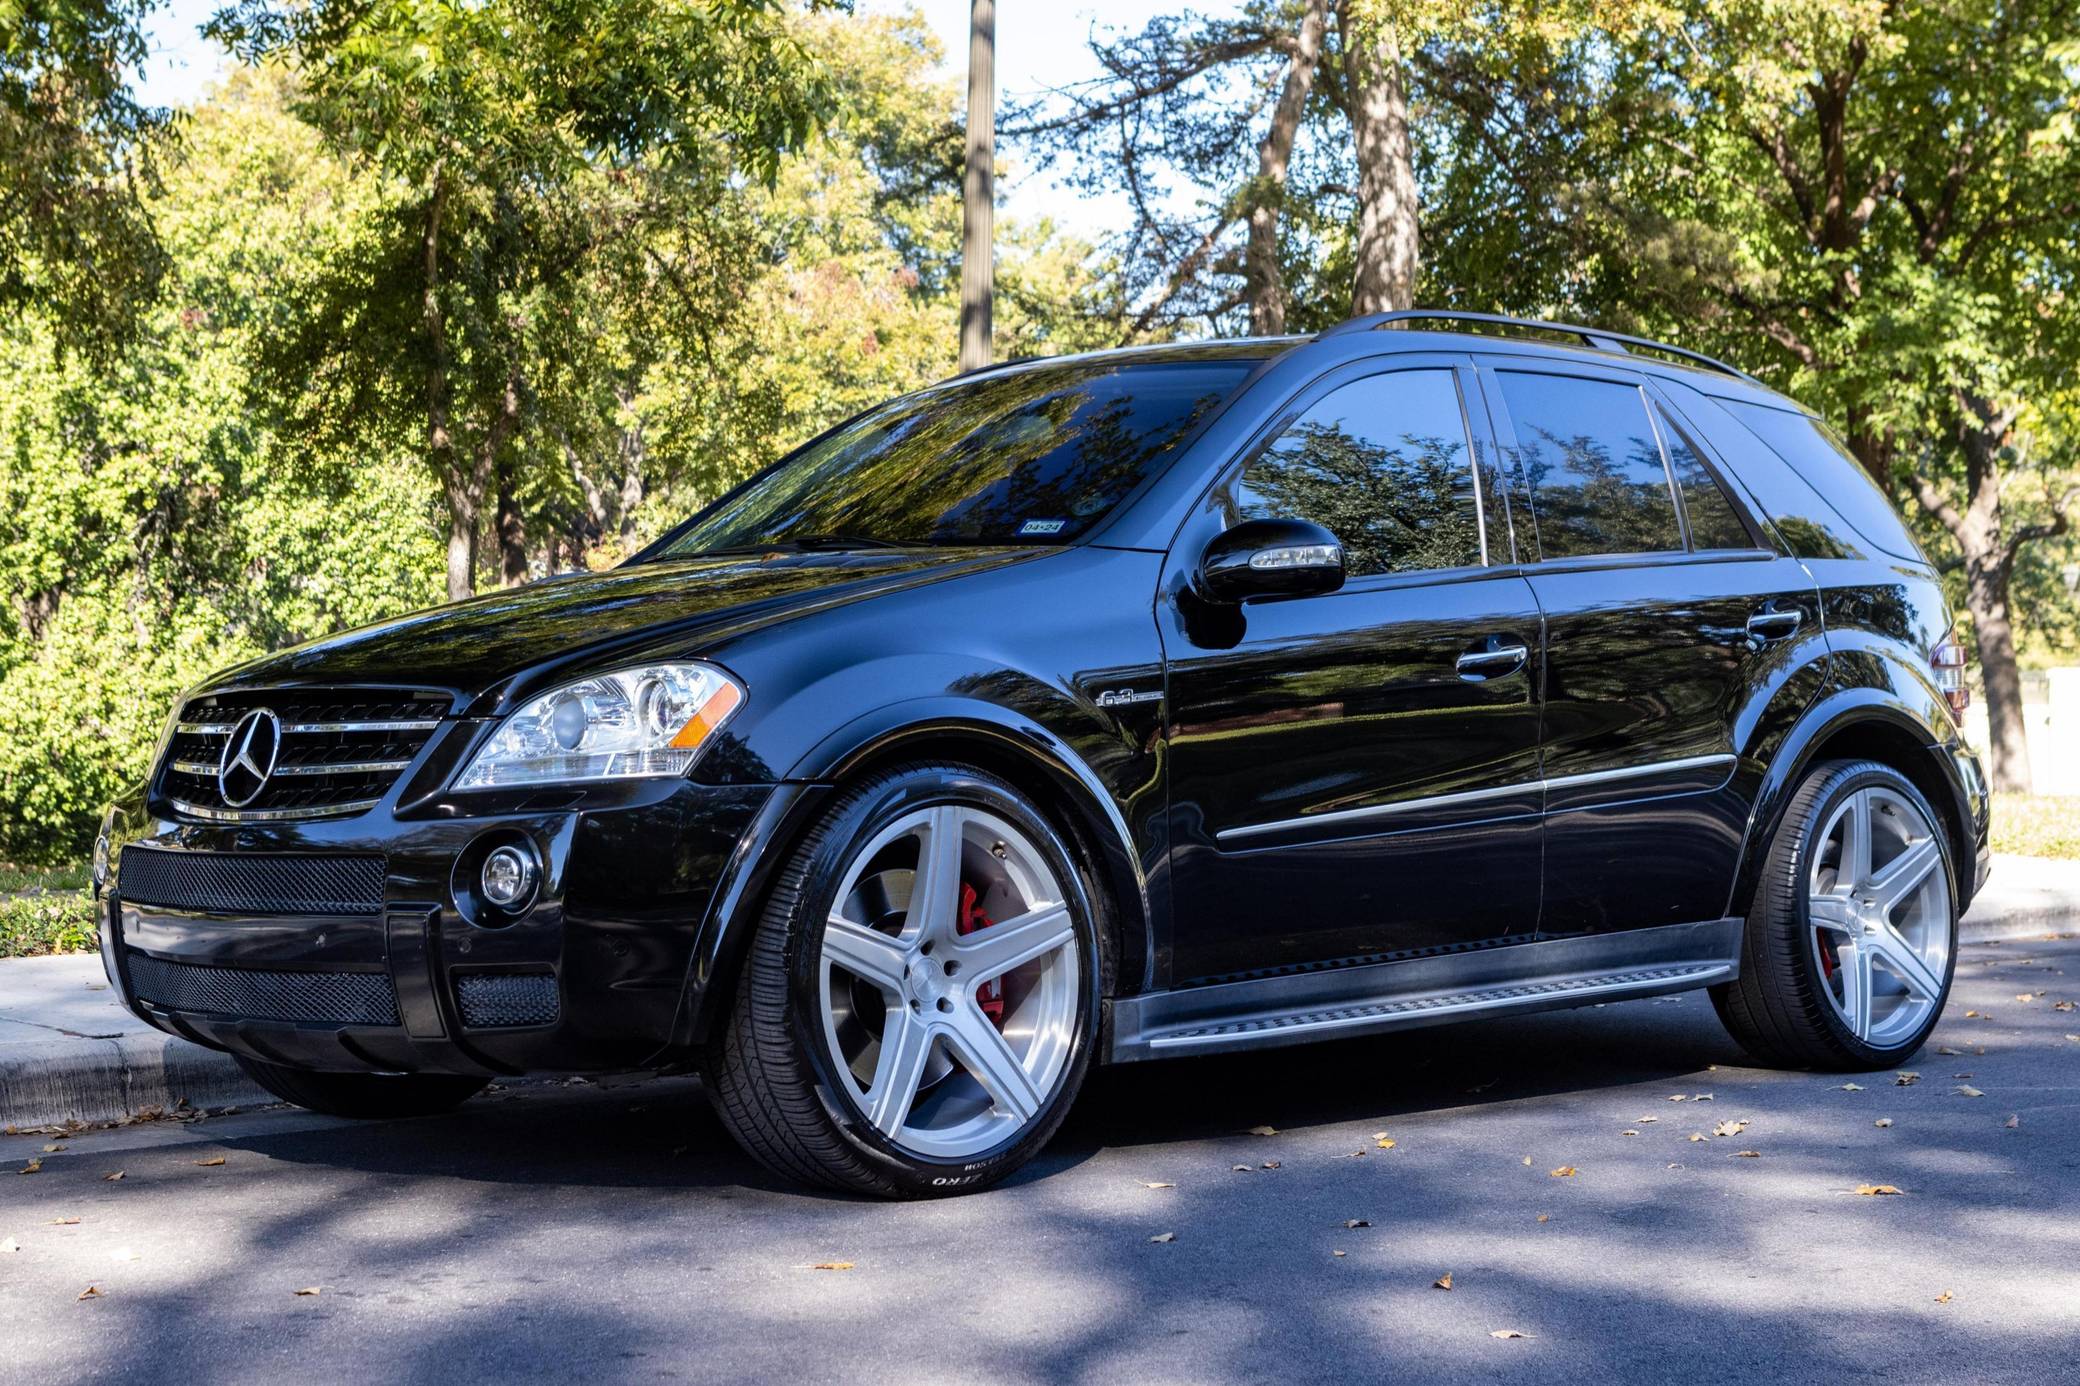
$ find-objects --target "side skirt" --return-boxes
[1105,919,1742,1063]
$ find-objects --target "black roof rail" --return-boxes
[1319,309,1762,385]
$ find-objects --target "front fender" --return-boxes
[659,695,1160,1056]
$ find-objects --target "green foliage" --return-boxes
[0,885,96,957]
[0,0,172,353]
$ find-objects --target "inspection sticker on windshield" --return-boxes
[1019,519,1067,536]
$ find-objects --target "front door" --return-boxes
[1161,361,1545,986]
[1478,358,1825,936]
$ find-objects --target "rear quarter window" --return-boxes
[1721,401,1927,564]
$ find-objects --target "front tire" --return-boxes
[233,1055,488,1118]
[1713,758,1957,1069]
[703,763,1106,1197]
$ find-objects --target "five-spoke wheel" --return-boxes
[704,764,1103,1197]
[1714,758,1957,1069]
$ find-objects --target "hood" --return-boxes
[198,548,1037,713]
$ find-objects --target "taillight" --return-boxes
[1931,630,1970,718]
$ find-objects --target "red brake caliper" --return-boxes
[957,882,1005,1027]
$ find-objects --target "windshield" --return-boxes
[651,356,1260,555]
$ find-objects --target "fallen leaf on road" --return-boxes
[2067,1034,2080,1043]
[1248,1125,1278,1136]
[1490,1329,1529,1339]
[1667,1162,1685,1169]
[1934,1291,1953,1304]
[1713,1120,1748,1137]
[1693,1093,1714,1102]
[1374,1135,1396,1150]
[0,1237,16,1253]
[294,1285,324,1294]
[2003,1114,2020,1129]
[18,1159,41,1175]
[2015,994,2035,1003]
[1622,1129,1640,1137]
[1855,1184,1904,1196]
[101,1171,123,1182]
[49,1217,78,1225]
[1537,1213,1550,1223]
[1140,1181,1175,1189]
[1839,1083,1864,1091]
[77,1286,102,1301]
[2055,1000,2074,1012]
[1550,1165,1577,1178]
[809,1262,853,1271]
[1894,1072,1919,1087]
[42,1144,64,1153]
[1344,1219,1371,1229]
[1635,1116,1659,1124]
[1735,1150,1761,1158]
[1232,1165,1252,1172]
[1433,1273,1454,1290]
[1875,1118,1894,1128]
[1337,1150,1367,1159]
[1521,1156,1532,1166]
[1668,1094,1689,1102]
[1689,1133,1708,1142]
[1148,1232,1176,1244]
[1956,1085,1985,1098]
[1937,1046,1962,1055]
[1332,1250,1346,1258]
[1964,1010,1982,1018]
[193,1157,225,1168]
[1260,1160,1281,1170]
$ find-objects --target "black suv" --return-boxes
[96,311,1989,1196]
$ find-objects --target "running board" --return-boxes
[1106,919,1742,1062]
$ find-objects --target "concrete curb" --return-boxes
[0,1030,268,1130]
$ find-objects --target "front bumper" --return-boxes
[99,778,773,1078]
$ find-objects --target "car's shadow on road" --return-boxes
[222,991,1754,1197]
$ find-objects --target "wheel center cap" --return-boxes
[907,955,950,1007]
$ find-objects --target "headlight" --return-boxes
[454,663,744,790]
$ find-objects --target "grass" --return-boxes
[0,861,97,958]
[1990,794,2080,861]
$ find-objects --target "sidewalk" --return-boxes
[2,853,2076,1130]
[0,954,267,1129]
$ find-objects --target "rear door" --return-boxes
[1161,357,1545,985]
[1476,357,1823,936]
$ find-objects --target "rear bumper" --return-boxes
[99,779,773,1078]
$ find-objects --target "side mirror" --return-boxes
[1197,517,1346,603]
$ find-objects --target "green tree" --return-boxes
[0,0,172,353]
[209,0,833,600]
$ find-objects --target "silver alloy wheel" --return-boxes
[817,804,1082,1160]
[1806,785,1952,1047]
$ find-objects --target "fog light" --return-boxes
[481,844,538,911]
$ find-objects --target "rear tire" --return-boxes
[233,1055,488,1118]
[1712,758,1956,1070]
[702,763,1106,1198]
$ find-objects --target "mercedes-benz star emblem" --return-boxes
[217,708,282,808]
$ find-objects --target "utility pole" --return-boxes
[959,0,995,373]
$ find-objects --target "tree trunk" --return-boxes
[443,471,479,603]
[496,459,529,588]
[1344,0,1418,314]
[422,171,474,603]
[1246,0,1330,335]
[959,0,996,372]
[1965,553,2032,792]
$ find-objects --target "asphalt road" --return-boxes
[4,935,2076,1386]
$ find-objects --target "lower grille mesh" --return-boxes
[118,849,386,916]
[456,972,560,1029]
[127,953,400,1026]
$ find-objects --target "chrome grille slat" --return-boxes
[156,688,449,823]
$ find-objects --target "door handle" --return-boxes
[1745,607,1804,640]
[1456,638,1530,680]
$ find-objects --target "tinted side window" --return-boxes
[1657,410,1755,550]
[1723,401,1925,563]
[1497,372,1681,559]
[1235,369,1482,577]
[1656,381,1864,560]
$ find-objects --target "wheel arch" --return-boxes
[664,698,1156,1055]
[1728,690,1978,924]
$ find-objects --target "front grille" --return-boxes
[118,848,386,916]
[157,687,451,822]
[127,953,400,1026]
[456,972,560,1029]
